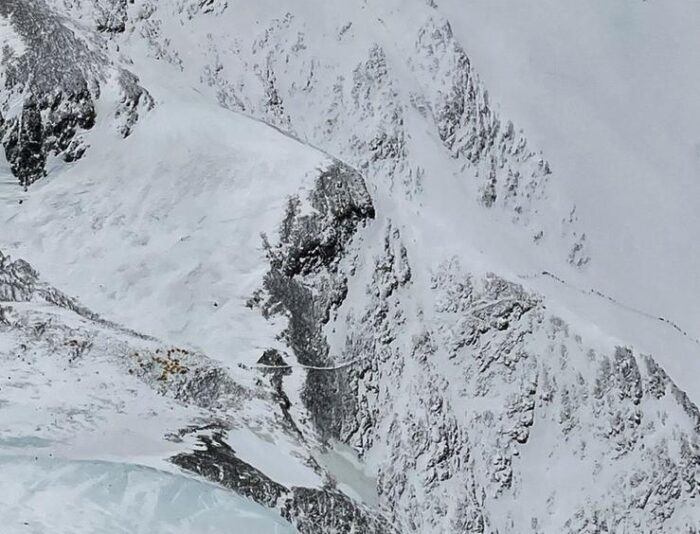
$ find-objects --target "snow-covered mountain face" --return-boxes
[0,1,698,533]
[439,0,700,334]
[0,0,152,187]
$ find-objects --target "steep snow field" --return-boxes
[1,83,327,366]
[441,0,700,397]
[443,0,700,300]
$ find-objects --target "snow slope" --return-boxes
[0,249,384,533]
[53,0,696,404]
[441,0,700,383]
[0,0,698,532]
[1,80,331,366]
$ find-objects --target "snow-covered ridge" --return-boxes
[3,0,589,264]
[0,0,698,532]
[110,0,588,265]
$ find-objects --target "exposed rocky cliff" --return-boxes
[0,0,151,187]
[249,203,699,531]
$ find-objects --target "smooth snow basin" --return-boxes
[0,456,296,534]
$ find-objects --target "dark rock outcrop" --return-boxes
[172,431,394,534]
[252,160,375,439]
[0,0,151,187]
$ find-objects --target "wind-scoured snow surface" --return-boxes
[0,1,698,532]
